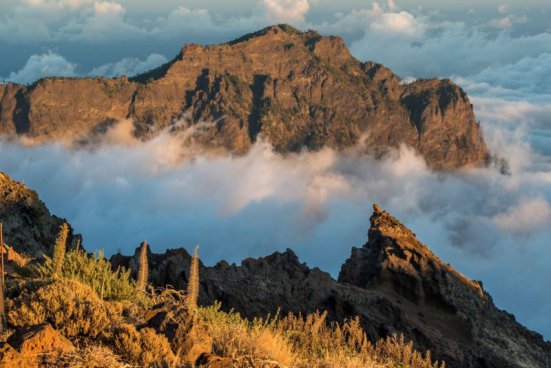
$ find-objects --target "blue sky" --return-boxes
[1,1,550,340]
[0,0,550,77]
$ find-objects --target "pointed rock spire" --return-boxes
[340,206,484,309]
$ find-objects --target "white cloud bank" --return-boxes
[263,0,310,23]
[2,52,168,83]
[5,52,77,83]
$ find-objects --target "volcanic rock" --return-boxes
[6,323,75,366]
[0,173,79,257]
[116,207,551,367]
[0,25,488,170]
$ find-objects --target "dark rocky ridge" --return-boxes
[0,25,488,170]
[0,172,549,367]
[0,173,79,257]
[112,206,550,368]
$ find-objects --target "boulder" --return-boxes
[6,323,74,366]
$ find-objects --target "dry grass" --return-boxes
[200,303,445,368]
[44,344,126,368]
[201,304,295,367]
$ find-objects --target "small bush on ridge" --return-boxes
[35,247,136,302]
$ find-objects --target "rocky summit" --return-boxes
[0,25,488,170]
[113,206,550,368]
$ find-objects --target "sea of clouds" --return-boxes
[0,1,550,339]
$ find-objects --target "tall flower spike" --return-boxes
[136,241,149,292]
[185,245,200,314]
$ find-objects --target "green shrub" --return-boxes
[35,247,136,302]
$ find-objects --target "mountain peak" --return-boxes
[108,205,550,367]
[227,24,309,44]
[0,26,488,170]
[340,206,485,304]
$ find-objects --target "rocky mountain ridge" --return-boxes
[113,206,550,368]
[0,24,488,170]
[0,173,78,258]
[1,173,548,367]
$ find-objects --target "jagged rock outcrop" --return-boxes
[339,206,551,367]
[0,25,488,170]
[0,173,79,257]
[114,207,551,368]
[0,323,75,368]
[5,323,75,366]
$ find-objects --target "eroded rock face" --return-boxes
[339,208,551,367]
[115,207,551,368]
[0,25,488,170]
[0,173,79,257]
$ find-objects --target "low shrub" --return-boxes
[34,248,136,302]
[6,278,109,338]
[113,323,177,368]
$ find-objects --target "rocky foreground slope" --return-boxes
[1,174,548,367]
[113,207,551,368]
[0,25,488,170]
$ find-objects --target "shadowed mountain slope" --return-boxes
[0,173,548,367]
[0,173,79,257]
[113,206,550,368]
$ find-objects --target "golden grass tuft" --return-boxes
[43,344,125,368]
[201,304,295,367]
[200,303,445,368]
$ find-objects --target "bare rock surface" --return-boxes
[0,173,79,257]
[0,25,488,170]
[5,323,75,367]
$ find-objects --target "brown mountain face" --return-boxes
[112,207,551,368]
[0,25,488,170]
